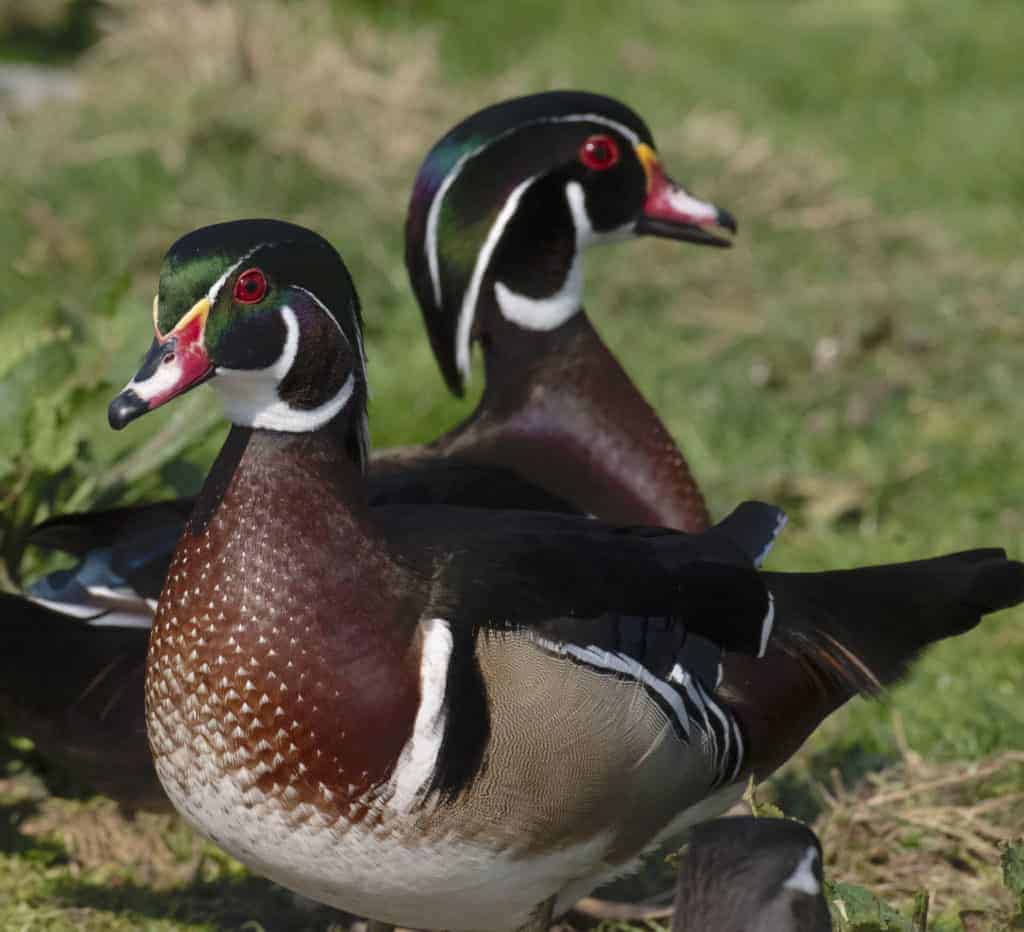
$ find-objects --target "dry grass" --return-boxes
[3,0,450,215]
[816,717,1024,925]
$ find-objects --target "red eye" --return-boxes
[233,268,267,304]
[579,134,620,171]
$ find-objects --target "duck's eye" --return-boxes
[234,268,268,304]
[579,134,620,171]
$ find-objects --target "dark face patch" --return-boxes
[214,302,289,372]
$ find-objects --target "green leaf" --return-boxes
[829,880,917,931]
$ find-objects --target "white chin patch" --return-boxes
[494,259,582,332]
[783,845,821,896]
[491,179,635,334]
[215,305,354,432]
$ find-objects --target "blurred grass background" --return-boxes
[1,0,1022,928]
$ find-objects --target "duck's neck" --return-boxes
[443,309,709,531]
[190,419,371,536]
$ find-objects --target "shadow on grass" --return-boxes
[47,872,354,931]
[1,723,107,806]
[0,798,68,866]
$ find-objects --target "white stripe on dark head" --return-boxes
[422,112,643,381]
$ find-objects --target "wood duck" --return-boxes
[19,89,732,631]
[101,219,1023,931]
[671,817,832,932]
[5,91,735,802]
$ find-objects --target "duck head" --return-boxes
[108,219,368,466]
[405,90,737,395]
[673,817,832,932]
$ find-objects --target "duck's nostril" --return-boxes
[163,352,176,365]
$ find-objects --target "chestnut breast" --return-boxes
[145,437,424,828]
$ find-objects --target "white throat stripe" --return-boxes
[215,305,355,432]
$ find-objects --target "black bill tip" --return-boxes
[716,206,738,236]
[108,389,148,430]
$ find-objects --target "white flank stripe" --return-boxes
[390,618,454,811]
[698,680,743,783]
[783,845,821,896]
[215,306,355,433]
[539,638,691,740]
[454,175,538,382]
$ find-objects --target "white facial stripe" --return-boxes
[390,618,454,812]
[293,284,368,383]
[425,159,466,308]
[215,305,355,432]
[127,351,186,403]
[423,111,642,343]
[783,845,821,896]
[564,179,635,248]
[454,175,538,382]
[206,245,264,306]
[292,284,370,463]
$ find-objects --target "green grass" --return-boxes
[2,0,1024,927]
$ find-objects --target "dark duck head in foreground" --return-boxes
[98,218,1023,931]
[671,817,832,932]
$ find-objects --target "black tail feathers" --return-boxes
[708,501,788,567]
[762,549,1024,696]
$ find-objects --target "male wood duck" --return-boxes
[671,817,832,932]
[5,91,734,802]
[100,219,1022,931]
[18,89,732,633]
